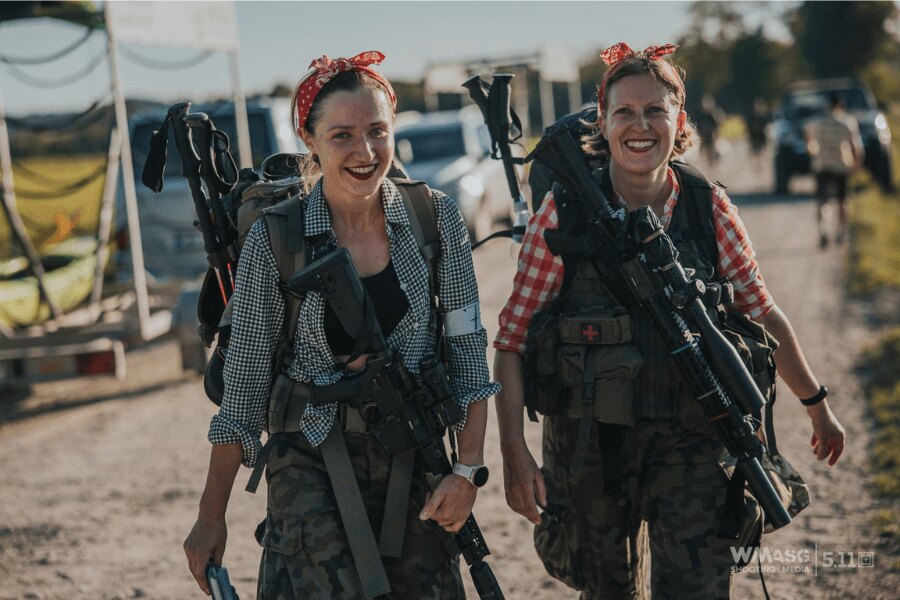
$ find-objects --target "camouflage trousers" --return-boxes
[256,431,465,600]
[534,416,739,600]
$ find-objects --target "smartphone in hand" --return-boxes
[206,562,239,600]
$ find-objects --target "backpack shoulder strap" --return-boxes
[261,194,306,367]
[391,177,440,291]
[670,161,718,270]
[262,194,306,281]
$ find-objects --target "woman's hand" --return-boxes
[501,440,546,525]
[184,516,227,595]
[808,401,846,466]
[419,474,477,533]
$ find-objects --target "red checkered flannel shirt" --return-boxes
[494,167,775,354]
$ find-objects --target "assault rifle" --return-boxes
[526,127,792,531]
[288,248,504,600]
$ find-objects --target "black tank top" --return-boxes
[323,259,409,355]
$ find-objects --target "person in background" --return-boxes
[746,98,770,160]
[494,42,846,599]
[695,92,726,165]
[804,93,864,247]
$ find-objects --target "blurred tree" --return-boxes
[728,27,781,116]
[678,2,747,115]
[789,1,898,78]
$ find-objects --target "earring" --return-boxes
[311,153,320,165]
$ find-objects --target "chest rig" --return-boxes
[523,162,745,446]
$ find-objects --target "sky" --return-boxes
[0,1,793,117]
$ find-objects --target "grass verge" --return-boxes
[857,330,900,568]
[849,107,900,567]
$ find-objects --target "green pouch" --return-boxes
[524,311,565,416]
[557,343,643,425]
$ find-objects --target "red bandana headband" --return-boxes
[597,42,679,114]
[294,50,397,133]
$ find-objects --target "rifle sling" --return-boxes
[320,424,392,600]
[379,447,416,558]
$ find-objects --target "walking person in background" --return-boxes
[746,98,770,164]
[183,50,498,599]
[695,92,726,165]
[494,42,846,599]
[804,94,864,247]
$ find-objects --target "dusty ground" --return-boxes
[1,140,897,599]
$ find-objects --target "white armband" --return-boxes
[443,301,482,337]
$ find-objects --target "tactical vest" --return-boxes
[524,162,776,436]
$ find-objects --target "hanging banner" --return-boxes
[105,1,238,51]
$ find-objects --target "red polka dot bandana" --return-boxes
[294,50,397,133]
[597,42,678,114]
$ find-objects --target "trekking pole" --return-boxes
[185,112,239,293]
[462,75,528,246]
[167,102,229,304]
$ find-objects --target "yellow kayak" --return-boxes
[0,237,100,329]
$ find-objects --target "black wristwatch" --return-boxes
[452,462,490,488]
[800,385,828,406]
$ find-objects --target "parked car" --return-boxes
[773,78,893,194]
[394,105,513,240]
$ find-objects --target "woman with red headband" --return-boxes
[494,43,845,598]
[184,51,497,599]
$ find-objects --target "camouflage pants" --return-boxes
[256,431,465,600]
[534,416,738,600]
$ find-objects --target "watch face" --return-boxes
[472,465,489,487]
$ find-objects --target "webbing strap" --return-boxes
[395,179,440,289]
[393,178,443,358]
[764,389,778,456]
[320,425,392,599]
[570,347,597,475]
[378,448,416,558]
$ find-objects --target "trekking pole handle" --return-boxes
[461,75,491,123]
[488,74,528,243]
[185,113,237,259]
[168,102,220,256]
[463,74,528,243]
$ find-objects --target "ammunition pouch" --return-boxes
[524,309,642,425]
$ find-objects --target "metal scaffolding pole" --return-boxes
[0,85,61,320]
[105,23,152,339]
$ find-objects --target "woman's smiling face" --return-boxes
[300,86,395,203]
[599,73,686,176]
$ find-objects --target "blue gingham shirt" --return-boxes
[208,178,500,467]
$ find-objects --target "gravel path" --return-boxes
[1,141,896,599]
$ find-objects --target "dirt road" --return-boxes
[1,141,896,599]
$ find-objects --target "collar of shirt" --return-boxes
[613,166,681,229]
[303,177,410,238]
